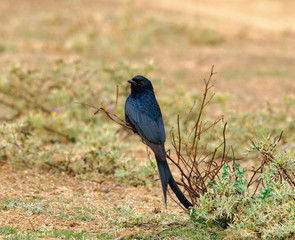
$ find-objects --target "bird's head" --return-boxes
[128,75,153,93]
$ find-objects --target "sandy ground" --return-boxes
[0,163,186,236]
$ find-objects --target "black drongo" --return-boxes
[125,75,192,209]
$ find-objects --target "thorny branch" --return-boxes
[167,65,234,205]
[191,65,216,155]
[249,132,295,188]
[77,102,135,131]
[76,85,135,131]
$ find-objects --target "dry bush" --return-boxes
[86,66,294,238]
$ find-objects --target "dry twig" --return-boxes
[167,65,233,205]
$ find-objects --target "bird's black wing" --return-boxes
[125,98,166,160]
[125,99,166,145]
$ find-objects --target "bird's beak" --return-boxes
[128,79,136,85]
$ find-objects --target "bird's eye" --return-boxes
[134,79,143,84]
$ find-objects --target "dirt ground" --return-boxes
[0,163,186,237]
[0,0,295,238]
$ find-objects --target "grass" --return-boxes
[0,224,227,240]
[0,194,217,239]
[0,226,107,240]
[0,0,295,239]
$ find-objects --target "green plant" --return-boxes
[189,135,295,239]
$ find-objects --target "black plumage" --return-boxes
[125,75,192,209]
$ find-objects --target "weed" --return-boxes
[189,135,295,239]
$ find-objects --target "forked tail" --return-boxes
[156,156,193,209]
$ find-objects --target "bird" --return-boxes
[125,75,192,209]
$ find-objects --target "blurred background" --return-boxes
[1,0,294,111]
[1,0,295,178]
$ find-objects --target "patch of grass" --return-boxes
[0,223,225,240]
[68,206,98,221]
[156,225,226,240]
[0,226,18,236]
[0,225,111,240]
[0,196,101,223]
[97,203,188,234]
[0,198,48,215]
